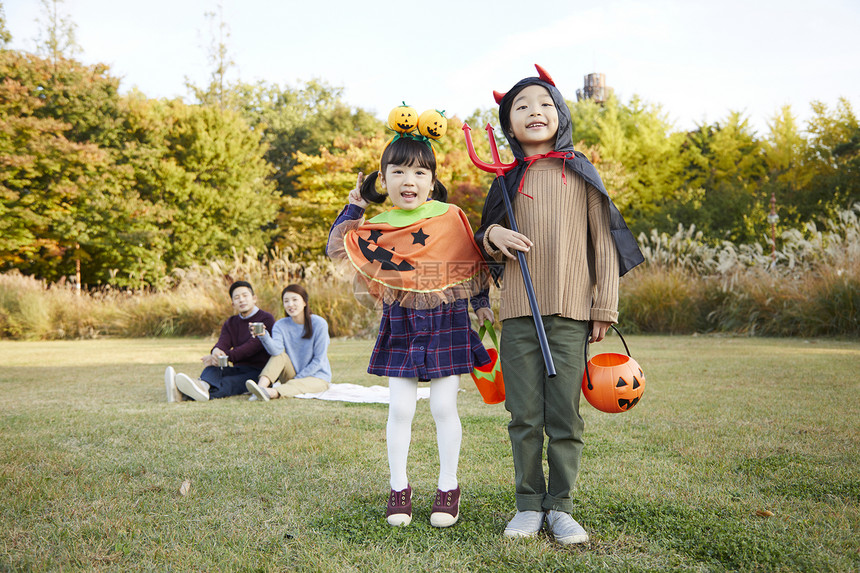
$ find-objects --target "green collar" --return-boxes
[368,201,449,227]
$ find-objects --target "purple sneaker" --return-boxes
[385,485,412,526]
[430,486,460,527]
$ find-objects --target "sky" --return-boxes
[5,0,860,135]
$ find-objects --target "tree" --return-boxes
[0,50,280,286]
[580,95,686,235]
[764,106,808,189]
[760,105,814,230]
[673,112,768,243]
[0,2,11,47]
[283,132,386,257]
[0,50,137,285]
[233,79,382,198]
[567,97,604,147]
[186,1,237,110]
[34,0,80,65]
[119,97,279,273]
[165,104,278,263]
[803,98,860,217]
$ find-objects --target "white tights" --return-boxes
[387,375,461,492]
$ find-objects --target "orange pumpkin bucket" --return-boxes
[471,320,505,404]
[582,325,645,413]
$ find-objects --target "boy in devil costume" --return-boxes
[473,65,643,544]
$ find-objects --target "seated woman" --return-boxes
[245,284,332,401]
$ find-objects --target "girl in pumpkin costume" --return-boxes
[327,107,494,528]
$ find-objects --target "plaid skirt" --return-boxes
[368,300,491,381]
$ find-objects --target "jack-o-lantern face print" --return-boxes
[358,236,414,272]
[582,353,646,414]
[355,225,430,272]
[614,366,644,410]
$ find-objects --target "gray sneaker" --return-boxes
[175,372,209,401]
[503,510,545,538]
[245,379,270,402]
[545,510,589,545]
[164,366,182,403]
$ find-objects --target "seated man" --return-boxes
[165,280,275,402]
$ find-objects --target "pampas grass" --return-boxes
[620,203,859,336]
[0,247,378,340]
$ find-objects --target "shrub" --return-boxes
[619,267,705,333]
[0,272,53,339]
[625,203,860,337]
[0,248,378,340]
[1,205,857,340]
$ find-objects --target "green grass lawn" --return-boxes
[1,335,858,572]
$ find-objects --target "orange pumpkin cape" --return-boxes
[342,201,487,309]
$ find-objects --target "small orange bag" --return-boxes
[471,320,505,404]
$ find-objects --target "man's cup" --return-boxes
[217,355,228,368]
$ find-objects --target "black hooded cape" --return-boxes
[474,76,644,282]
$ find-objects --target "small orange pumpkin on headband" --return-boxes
[387,102,418,133]
[417,109,447,140]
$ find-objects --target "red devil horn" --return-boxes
[535,64,555,86]
[493,90,506,105]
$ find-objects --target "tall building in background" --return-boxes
[576,73,612,104]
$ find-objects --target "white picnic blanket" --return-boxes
[294,383,430,404]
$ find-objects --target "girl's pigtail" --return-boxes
[360,171,388,204]
[431,180,448,203]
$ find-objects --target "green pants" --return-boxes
[501,315,588,513]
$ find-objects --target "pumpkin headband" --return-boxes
[384,102,448,156]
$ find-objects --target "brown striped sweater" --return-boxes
[483,159,619,323]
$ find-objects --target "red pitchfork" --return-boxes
[463,122,556,377]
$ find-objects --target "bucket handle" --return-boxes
[584,324,631,391]
[477,319,499,350]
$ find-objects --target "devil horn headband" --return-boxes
[493,63,556,104]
